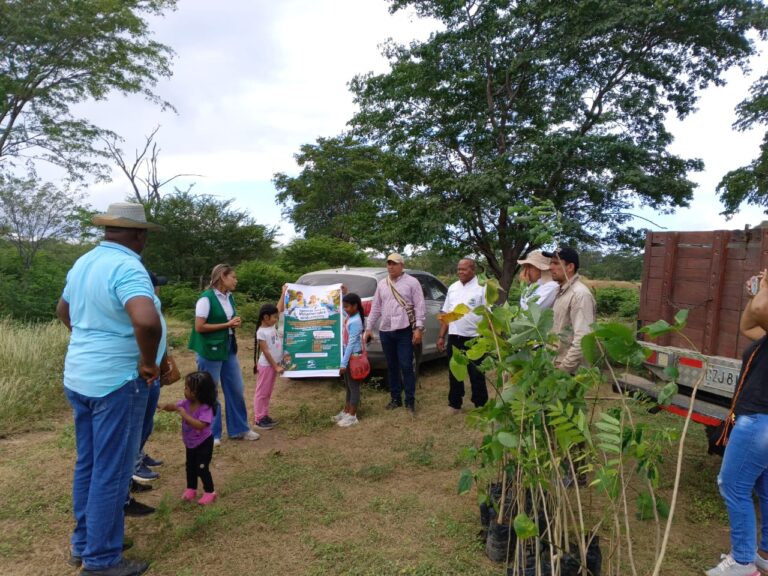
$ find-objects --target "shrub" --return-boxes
[594,286,639,319]
[236,260,293,301]
[278,236,369,275]
[158,283,200,321]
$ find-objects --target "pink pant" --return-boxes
[254,364,277,421]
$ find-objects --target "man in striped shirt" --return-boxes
[365,253,426,414]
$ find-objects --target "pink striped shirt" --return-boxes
[367,273,426,332]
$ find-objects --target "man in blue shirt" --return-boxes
[57,203,163,576]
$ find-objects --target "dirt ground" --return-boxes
[0,328,731,576]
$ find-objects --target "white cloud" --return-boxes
[60,1,768,240]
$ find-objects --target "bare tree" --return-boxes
[103,126,200,205]
[0,167,88,269]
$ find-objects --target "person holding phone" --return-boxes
[188,264,260,446]
[706,269,768,576]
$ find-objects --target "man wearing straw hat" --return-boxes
[516,250,559,311]
[56,202,163,576]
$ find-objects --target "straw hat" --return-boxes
[92,202,162,231]
[516,250,550,271]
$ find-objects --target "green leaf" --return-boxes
[674,309,689,327]
[465,342,487,361]
[657,382,678,407]
[656,495,670,519]
[454,303,471,315]
[639,319,673,339]
[497,431,517,448]
[513,512,539,539]
[581,332,600,365]
[663,364,679,381]
[449,356,468,382]
[636,491,655,520]
[457,469,473,495]
[485,278,500,306]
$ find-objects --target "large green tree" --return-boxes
[142,190,276,283]
[339,0,766,294]
[274,134,423,252]
[718,72,768,214]
[0,0,176,178]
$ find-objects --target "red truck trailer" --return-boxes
[620,227,768,427]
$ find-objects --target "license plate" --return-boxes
[704,366,737,391]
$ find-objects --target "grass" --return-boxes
[0,328,735,575]
[0,318,69,436]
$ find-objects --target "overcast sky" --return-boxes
[75,0,768,243]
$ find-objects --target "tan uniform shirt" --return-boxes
[552,274,596,373]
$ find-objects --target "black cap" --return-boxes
[542,246,580,271]
[148,271,168,287]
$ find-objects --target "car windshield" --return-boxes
[296,274,379,298]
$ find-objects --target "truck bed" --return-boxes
[639,228,767,360]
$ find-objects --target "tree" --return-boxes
[0,167,88,269]
[141,190,277,283]
[718,73,768,215]
[274,134,422,252]
[343,0,766,296]
[0,0,176,178]
[103,125,200,206]
[278,236,370,275]
[579,249,644,282]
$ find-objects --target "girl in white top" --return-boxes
[253,286,287,430]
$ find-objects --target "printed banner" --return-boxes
[282,283,343,378]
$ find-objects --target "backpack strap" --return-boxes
[717,341,764,447]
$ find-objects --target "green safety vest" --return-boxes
[188,288,236,361]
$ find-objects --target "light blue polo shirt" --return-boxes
[62,241,164,397]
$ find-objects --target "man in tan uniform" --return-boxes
[544,246,596,373]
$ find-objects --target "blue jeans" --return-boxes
[132,381,161,475]
[379,327,416,406]
[65,379,148,570]
[197,351,250,439]
[718,413,768,564]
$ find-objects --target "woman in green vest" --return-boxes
[189,264,260,445]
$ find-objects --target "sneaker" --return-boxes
[131,464,159,483]
[448,407,462,415]
[705,554,759,576]
[213,438,221,448]
[130,480,152,493]
[332,410,348,422]
[198,491,217,505]
[755,553,768,572]
[124,498,155,517]
[264,415,279,426]
[181,488,197,502]
[338,414,359,427]
[69,542,132,567]
[254,417,276,430]
[81,559,149,576]
[234,430,260,441]
[142,453,163,467]
[406,403,416,415]
[385,400,402,410]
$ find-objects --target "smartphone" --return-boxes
[749,275,761,296]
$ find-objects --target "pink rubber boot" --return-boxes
[197,492,217,505]
[181,488,197,502]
